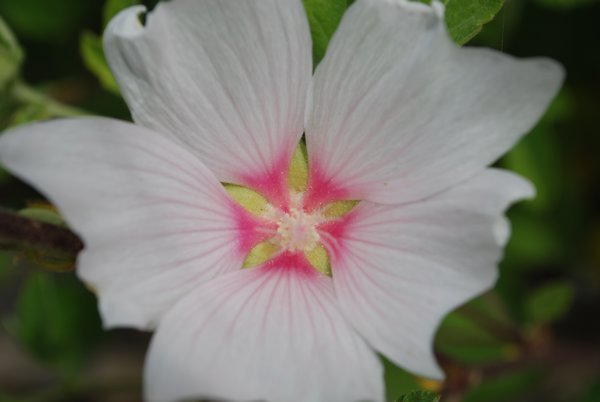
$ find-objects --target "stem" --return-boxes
[12,81,87,117]
[0,209,83,258]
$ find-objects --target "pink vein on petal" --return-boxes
[230,201,276,257]
[317,210,357,262]
[239,151,292,211]
[303,161,351,212]
[262,251,320,279]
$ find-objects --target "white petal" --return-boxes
[305,0,563,205]
[145,254,384,402]
[0,118,261,329]
[104,0,312,204]
[322,169,534,378]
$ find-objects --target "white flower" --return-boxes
[0,0,563,401]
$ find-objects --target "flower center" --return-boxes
[224,143,359,276]
[275,208,320,252]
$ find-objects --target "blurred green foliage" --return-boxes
[462,368,545,402]
[0,0,95,44]
[396,390,440,402]
[0,252,12,284]
[0,15,22,90]
[535,0,599,9]
[3,272,102,376]
[383,357,424,399]
[80,0,138,95]
[80,31,119,95]
[0,0,598,401]
[303,0,347,66]
[436,294,518,365]
[525,281,575,325]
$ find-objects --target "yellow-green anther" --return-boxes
[287,141,309,192]
[242,241,279,268]
[224,183,270,217]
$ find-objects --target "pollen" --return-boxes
[275,208,321,252]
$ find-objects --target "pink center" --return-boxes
[232,150,355,274]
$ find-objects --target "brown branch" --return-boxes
[0,208,83,258]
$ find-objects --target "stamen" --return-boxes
[275,208,321,252]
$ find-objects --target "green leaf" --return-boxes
[463,368,544,402]
[303,0,347,67]
[525,281,575,324]
[444,0,505,45]
[5,272,102,375]
[0,16,23,91]
[103,0,141,28]
[397,390,440,402]
[436,294,519,364]
[80,31,120,95]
